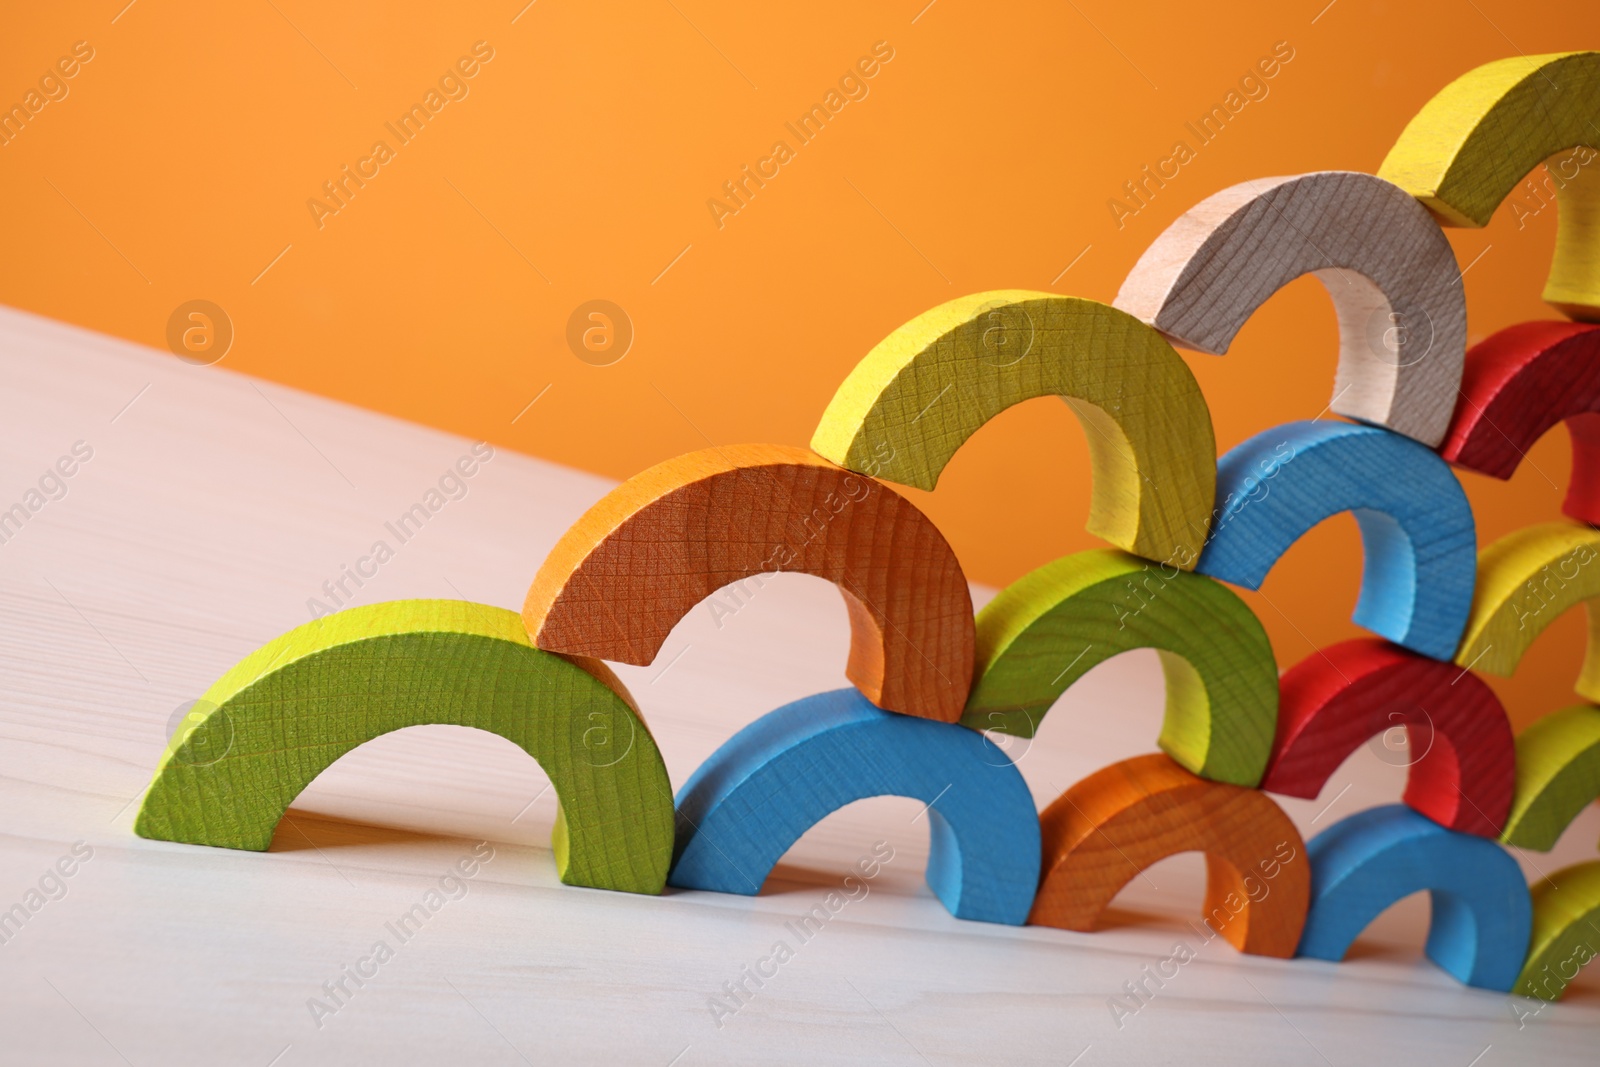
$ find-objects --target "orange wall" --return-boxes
[3,1,1597,727]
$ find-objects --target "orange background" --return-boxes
[2,0,1598,727]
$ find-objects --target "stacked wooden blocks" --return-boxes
[135,51,1600,1003]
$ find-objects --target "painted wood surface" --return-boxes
[1298,805,1532,991]
[810,291,1216,568]
[1438,320,1600,525]
[1516,860,1600,1001]
[1379,51,1600,320]
[1029,753,1308,957]
[1195,420,1477,660]
[1114,171,1466,446]
[669,688,1041,925]
[1454,521,1600,699]
[135,599,675,894]
[524,443,975,721]
[1501,704,1600,851]
[958,548,1278,786]
[1262,639,1514,837]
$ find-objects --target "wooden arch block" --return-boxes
[135,600,674,894]
[1262,639,1514,837]
[1501,704,1600,851]
[1195,420,1477,661]
[810,291,1216,568]
[1114,171,1466,446]
[958,548,1278,787]
[1379,51,1600,321]
[1454,521,1600,698]
[669,688,1041,925]
[1439,321,1600,525]
[1298,805,1532,991]
[1030,753,1309,957]
[1516,860,1600,1001]
[524,443,974,721]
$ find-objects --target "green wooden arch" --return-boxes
[134,600,674,894]
[810,291,1216,569]
[958,549,1278,786]
[1501,704,1600,852]
[1516,860,1600,1001]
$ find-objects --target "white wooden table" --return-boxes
[1,306,1596,1065]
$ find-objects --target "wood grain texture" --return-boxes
[1454,521,1600,698]
[1029,753,1308,957]
[524,443,974,721]
[957,548,1278,787]
[810,291,1216,568]
[1378,51,1600,320]
[15,307,1600,1063]
[1113,171,1466,446]
[1195,420,1477,660]
[134,600,675,894]
[1298,805,1532,991]
[669,688,1041,925]
[1516,860,1600,1001]
[1262,639,1514,837]
[1438,320,1600,524]
[1501,704,1600,851]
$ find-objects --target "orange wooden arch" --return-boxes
[525,443,975,721]
[1031,753,1309,956]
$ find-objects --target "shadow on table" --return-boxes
[1096,903,1210,936]
[266,808,455,852]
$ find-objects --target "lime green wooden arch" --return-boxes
[958,549,1278,786]
[1501,704,1600,852]
[134,600,674,894]
[1516,860,1600,1001]
[811,292,1216,569]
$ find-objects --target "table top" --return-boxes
[2,305,1597,1066]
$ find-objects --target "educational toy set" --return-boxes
[136,52,1600,1004]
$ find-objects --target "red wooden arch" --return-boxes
[1439,320,1600,525]
[1261,639,1514,837]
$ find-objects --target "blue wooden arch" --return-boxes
[670,689,1041,925]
